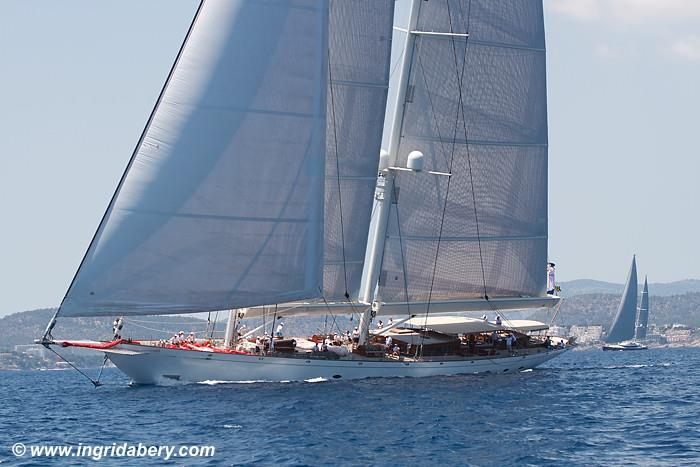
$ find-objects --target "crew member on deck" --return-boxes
[506,333,514,353]
[112,317,124,340]
[491,331,499,348]
[547,262,556,295]
[275,322,284,338]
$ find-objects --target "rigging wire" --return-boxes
[450,0,487,298]
[328,26,373,324]
[126,318,211,326]
[269,304,278,352]
[418,0,478,357]
[448,0,515,328]
[391,183,412,320]
[389,41,406,80]
[398,36,455,333]
[209,310,220,339]
[319,289,345,337]
[327,39,351,299]
[44,345,102,388]
[549,299,564,326]
[95,354,109,386]
[126,321,213,336]
[416,55,451,169]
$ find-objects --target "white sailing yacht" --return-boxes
[39,0,569,384]
[602,256,648,351]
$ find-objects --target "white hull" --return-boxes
[103,344,569,385]
[602,342,648,351]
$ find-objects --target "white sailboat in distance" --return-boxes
[602,256,648,351]
[39,0,569,384]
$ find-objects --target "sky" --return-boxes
[1,0,699,316]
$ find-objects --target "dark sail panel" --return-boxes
[606,256,638,342]
[636,277,649,339]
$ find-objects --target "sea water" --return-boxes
[1,348,699,466]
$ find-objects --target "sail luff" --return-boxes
[606,256,639,342]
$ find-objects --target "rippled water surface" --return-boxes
[2,348,700,466]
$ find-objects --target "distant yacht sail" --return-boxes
[605,256,638,343]
[636,276,649,339]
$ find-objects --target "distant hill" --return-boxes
[529,292,700,329]
[558,279,700,297]
[3,290,700,351]
[0,308,354,351]
[0,308,208,351]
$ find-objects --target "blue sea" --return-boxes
[2,348,700,466]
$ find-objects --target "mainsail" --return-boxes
[606,256,638,342]
[56,0,393,318]
[636,276,649,339]
[378,0,549,303]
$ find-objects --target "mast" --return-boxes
[224,309,248,348]
[356,0,422,345]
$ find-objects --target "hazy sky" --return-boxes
[1,0,699,315]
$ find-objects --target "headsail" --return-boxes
[606,256,638,342]
[322,0,395,300]
[378,0,549,304]
[59,0,330,317]
[636,276,649,339]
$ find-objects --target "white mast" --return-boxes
[357,0,422,345]
[224,309,247,348]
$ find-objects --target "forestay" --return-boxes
[59,0,329,317]
[380,0,549,303]
[323,0,394,300]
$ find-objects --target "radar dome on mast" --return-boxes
[406,150,424,172]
